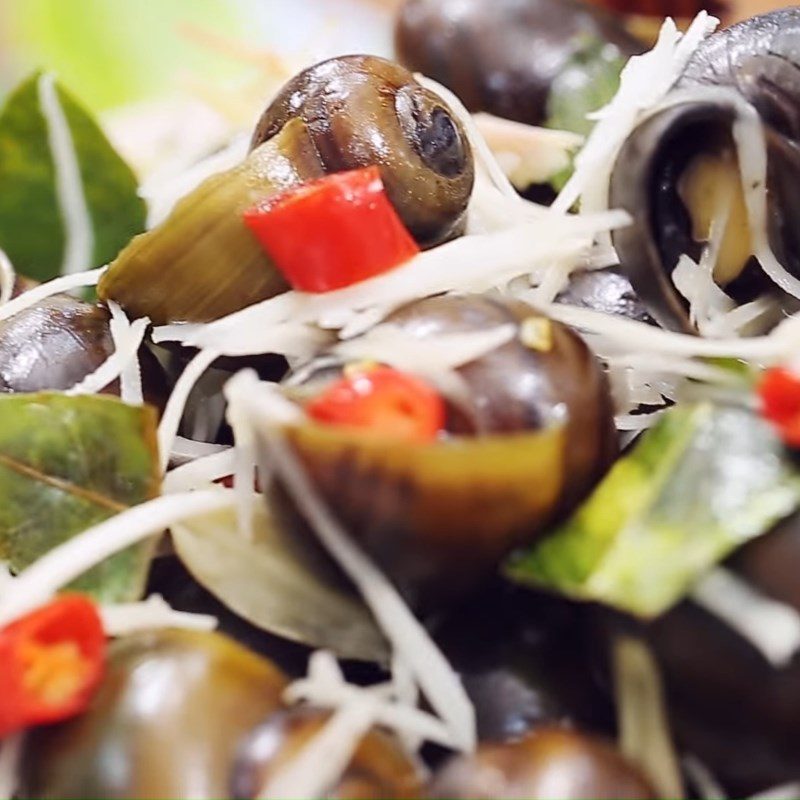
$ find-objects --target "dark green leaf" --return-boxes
[172,500,389,664]
[0,72,145,281]
[507,403,800,617]
[0,393,160,602]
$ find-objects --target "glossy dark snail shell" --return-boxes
[394,0,642,127]
[20,630,288,799]
[0,294,166,409]
[430,726,654,799]
[232,708,422,799]
[274,294,616,610]
[252,55,475,248]
[610,8,800,332]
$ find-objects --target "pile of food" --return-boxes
[1,0,800,797]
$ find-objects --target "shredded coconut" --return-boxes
[553,12,718,216]
[157,349,220,473]
[228,372,476,752]
[749,783,800,800]
[615,411,668,432]
[285,651,455,748]
[66,312,149,398]
[107,301,144,404]
[692,567,800,668]
[259,697,379,800]
[333,324,516,374]
[164,448,236,493]
[223,380,258,539]
[472,113,582,188]
[38,73,95,276]
[545,302,800,365]
[101,593,217,636]
[683,755,726,800]
[154,209,629,357]
[0,249,15,308]
[0,267,105,324]
[170,436,230,462]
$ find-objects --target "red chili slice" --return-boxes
[758,366,800,447]
[306,366,445,443]
[243,166,420,293]
[0,595,105,737]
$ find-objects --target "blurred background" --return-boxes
[0,0,788,111]
[0,0,792,178]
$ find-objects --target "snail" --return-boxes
[232,708,422,799]
[394,0,642,128]
[0,294,166,409]
[430,726,654,799]
[251,55,474,249]
[634,510,800,796]
[271,294,616,609]
[21,630,287,799]
[99,56,474,326]
[610,8,800,332]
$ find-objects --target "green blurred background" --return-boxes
[0,0,393,113]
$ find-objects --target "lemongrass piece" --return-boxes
[613,636,684,799]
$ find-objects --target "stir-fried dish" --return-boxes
[3,1,800,797]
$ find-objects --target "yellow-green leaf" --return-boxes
[507,403,800,617]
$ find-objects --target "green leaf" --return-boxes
[0,393,160,602]
[0,72,145,281]
[545,38,626,193]
[507,403,800,617]
[172,500,389,664]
